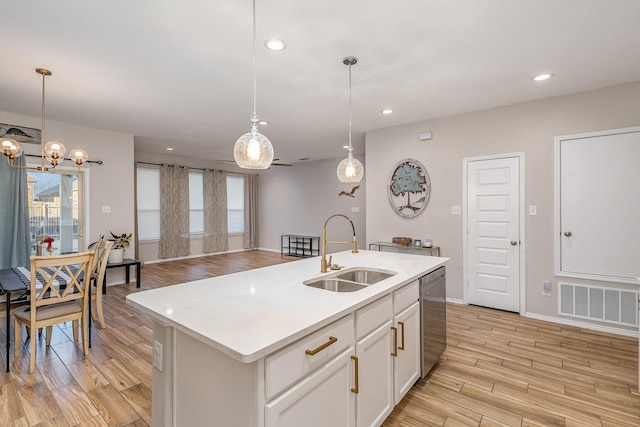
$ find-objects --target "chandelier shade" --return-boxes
[1,138,23,159]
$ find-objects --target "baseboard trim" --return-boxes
[144,248,251,265]
[446,297,465,305]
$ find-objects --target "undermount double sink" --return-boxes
[303,267,397,292]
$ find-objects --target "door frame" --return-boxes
[462,152,526,315]
[25,161,91,251]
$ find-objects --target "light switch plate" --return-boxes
[351,206,360,213]
[451,205,461,215]
[101,205,111,213]
[529,205,537,216]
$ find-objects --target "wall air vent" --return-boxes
[559,282,638,326]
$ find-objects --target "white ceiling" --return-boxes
[2,0,640,164]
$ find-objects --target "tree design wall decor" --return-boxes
[387,158,431,218]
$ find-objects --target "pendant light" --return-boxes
[233,0,274,169]
[1,68,90,171]
[337,56,364,183]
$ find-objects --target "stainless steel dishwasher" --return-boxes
[420,266,446,377]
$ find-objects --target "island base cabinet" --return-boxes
[393,301,421,404]
[265,348,356,427]
[355,320,394,427]
[173,330,261,427]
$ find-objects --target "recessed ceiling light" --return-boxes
[381,109,394,115]
[166,147,174,151]
[532,73,553,82]
[265,38,286,51]
[258,120,269,125]
[343,145,349,149]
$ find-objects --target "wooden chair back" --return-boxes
[29,251,94,312]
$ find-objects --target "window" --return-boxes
[27,169,84,255]
[227,175,244,234]
[136,166,245,241]
[189,172,204,234]
[136,168,160,240]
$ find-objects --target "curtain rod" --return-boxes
[25,153,103,165]
[136,160,246,174]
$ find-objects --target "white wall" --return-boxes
[259,156,366,255]
[365,81,640,331]
[1,110,136,283]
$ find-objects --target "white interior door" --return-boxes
[466,156,522,312]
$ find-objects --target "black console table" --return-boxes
[105,258,141,290]
[281,235,320,258]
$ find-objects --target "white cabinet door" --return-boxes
[265,348,356,427]
[393,301,421,404]
[556,127,640,282]
[355,321,393,427]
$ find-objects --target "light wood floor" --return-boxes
[1,250,638,426]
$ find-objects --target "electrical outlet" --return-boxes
[451,205,461,215]
[153,340,163,370]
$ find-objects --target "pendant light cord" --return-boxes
[251,0,257,125]
[40,70,46,169]
[348,62,353,156]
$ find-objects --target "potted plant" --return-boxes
[107,232,132,263]
[90,232,132,263]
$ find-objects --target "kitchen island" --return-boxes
[126,250,448,427]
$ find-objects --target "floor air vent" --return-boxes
[559,282,638,326]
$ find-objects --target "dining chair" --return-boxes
[90,240,114,328]
[13,251,94,374]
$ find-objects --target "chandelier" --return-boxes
[1,68,90,171]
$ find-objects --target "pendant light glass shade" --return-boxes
[233,0,274,169]
[233,121,274,169]
[337,56,364,183]
[336,153,364,182]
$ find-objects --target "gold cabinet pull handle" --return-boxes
[351,355,359,394]
[391,326,398,357]
[398,321,405,351]
[305,336,337,356]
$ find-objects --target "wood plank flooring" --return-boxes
[1,250,638,426]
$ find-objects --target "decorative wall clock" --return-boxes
[387,158,431,219]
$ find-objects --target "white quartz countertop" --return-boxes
[126,250,448,363]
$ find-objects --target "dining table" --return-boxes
[0,265,90,372]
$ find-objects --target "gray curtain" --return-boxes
[0,156,30,269]
[158,165,190,259]
[243,174,259,249]
[203,169,228,253]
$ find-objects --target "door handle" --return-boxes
[563,231,572,237]
[350,355,359,394]
[305,336,337,356]
[510,241,518,246]
[390,326,398,357]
